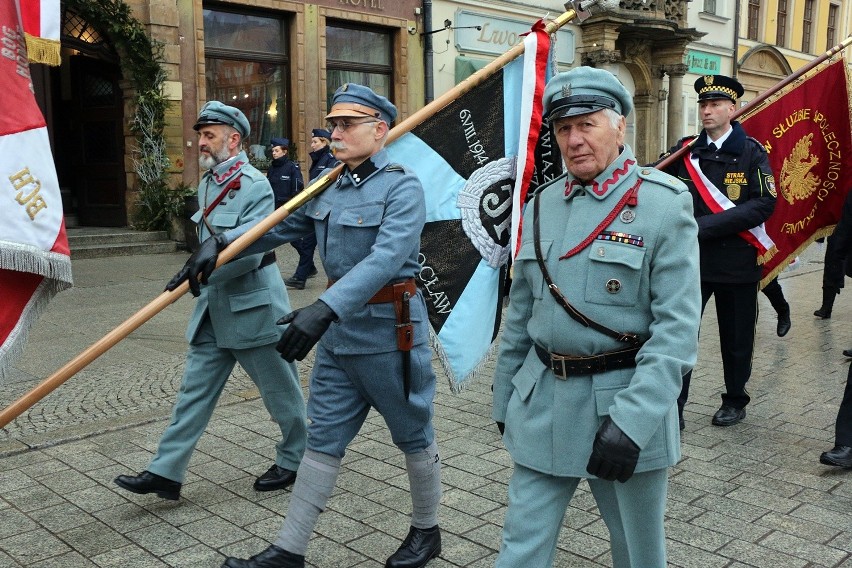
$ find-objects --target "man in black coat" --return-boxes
[267,137,315,289]
[819,188,852,468]
[661,74,777,428]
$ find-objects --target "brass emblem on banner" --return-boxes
[779,134,819,204]
[726,184,741,201]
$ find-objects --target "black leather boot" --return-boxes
[814,287,838,318]
[385,525,441,568]
[222,545,305,568]
[114,471,181,500]
[776,304,791,337]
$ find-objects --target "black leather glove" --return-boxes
[165,233,229,297]
[496,422,505,436]
[586,417,640,483]
[276,300,337,362]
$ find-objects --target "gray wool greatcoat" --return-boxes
[492,145,702,478]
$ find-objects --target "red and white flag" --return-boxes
[0,0,70,377]
[19,0,60,66]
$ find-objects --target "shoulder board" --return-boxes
[746,136,769,152]
[385,163,407,172]
[637,167,688,194]
[240,165,267,181]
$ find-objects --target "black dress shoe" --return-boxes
[222,544,305,568]
[306,267,318,279]
[385,525,441,568]
[711,405,746,427]
[843,349,852,358]
[819,445,852,468]
[814,307,832,319]
[284,277,305,290]
[114,471,181,500]
[776,309,791,337]
[253,465,297,492]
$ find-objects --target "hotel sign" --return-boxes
[454,10,575,65]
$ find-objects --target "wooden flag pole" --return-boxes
[656,34,852,171]
[0,1,608,429]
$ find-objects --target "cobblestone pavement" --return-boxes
[0,247,850,567]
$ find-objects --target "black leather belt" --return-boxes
[535,343,640,379]
[258,252,277,269]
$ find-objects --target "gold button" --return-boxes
[597,247,605,257]
[358,218,363,224]
[641,169,650,175]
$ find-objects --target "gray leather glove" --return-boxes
[276,300,337,362]
[165,233,229,297]
[586,417,640,483]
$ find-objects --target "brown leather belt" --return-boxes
[326,278,417,304]
[535,343,640,379]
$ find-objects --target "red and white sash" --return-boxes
[682,143,776,262]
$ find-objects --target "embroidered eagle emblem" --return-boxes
[779,133,820,204]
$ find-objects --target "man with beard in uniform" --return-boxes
[114,101,307,500]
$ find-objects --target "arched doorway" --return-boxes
[31,8,127,227]
[737,46,792,105]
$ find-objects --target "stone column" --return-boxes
[664,64,688,147]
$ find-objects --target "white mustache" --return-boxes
[330,141,346,153]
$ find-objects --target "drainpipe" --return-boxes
[732,0,741,78]
[424,0,434,103]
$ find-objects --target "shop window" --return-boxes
[325,23,393,115]
[203,7,290,162]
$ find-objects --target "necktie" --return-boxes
[707,142,718,152]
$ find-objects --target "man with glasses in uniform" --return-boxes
[167,85,443,568]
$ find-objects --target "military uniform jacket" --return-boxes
[492,146,702,477]
[267,156,304,206]
[664,121,776,283]
[188,151,291,349]
[229,148,429,356]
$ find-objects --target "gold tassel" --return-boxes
[24,34,61,67]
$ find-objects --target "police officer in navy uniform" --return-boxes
[114,102,307,500]
[308,128,337,180]
[168,85,442,568]
[493,67,701,567]
[267,138,316,290]
[661,74,777,428]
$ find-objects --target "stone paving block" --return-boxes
[182,478,239,507]
[690,510,771,542]
[348,437,404,461]
[124,521,200,557]
[161,542,222,568]
[796,486,852,515]
[36,467,98,495]
[440,466,492,493]
[92,501,162,532]
[758,529,849,566]
[145,499,210,527]
[335,469,393,498]
[64,483,130,513]
[667,538,731,568]
[725,485,801,514]
[0,469,37,493]
[90,543,170,568]
[0,508,39,539]
[58,520,130,557]
[29,550,97,567]
[0,528,71,565]
[206,496,277,528]
[666,517,734,553]
[691,492,770,522]
[441,486,502,518]
[15,458,70,479]
[28,502,92,533]
[327,493,389,522]
[242,514,284,540]
[179,514,251,547]
[2,482,65,513]
[344,455,404,483]
[432,532,492,567]
[555,526,612,564]
[717,538,809,568]
[0,549,23,568]
[442,452,504,478]
[314,513,375,545]
[307,535,372,567]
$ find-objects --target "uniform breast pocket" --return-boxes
[210,212,239,233]
[584,242,645,306]
[514,240,551,300]
[337,201,384,254]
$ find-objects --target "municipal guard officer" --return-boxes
[114,102,307,500]
[661,74,777,428]
[168,85,442,568]
[492,67,701,567]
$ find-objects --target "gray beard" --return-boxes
[198,145,232,170]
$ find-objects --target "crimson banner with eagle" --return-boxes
[739,59,852,286]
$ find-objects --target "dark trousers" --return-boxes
[680,281,759,412]
[836,364,852,446]
[760,277,788,313]
[823,234,846,291]
[291,233,317,281]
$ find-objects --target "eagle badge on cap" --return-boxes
[561,83,572,97]
[705,75,714,85]
[340,83,349,92]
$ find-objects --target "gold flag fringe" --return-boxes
[758,225,836,289]
[24,33,61,66]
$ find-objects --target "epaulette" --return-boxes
[746,136,769,153]
[385,163,406,172]
[241,167,267,182]
[637,167,688,194]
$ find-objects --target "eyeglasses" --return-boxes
[326,119,379,133]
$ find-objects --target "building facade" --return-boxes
[30,0,852,229]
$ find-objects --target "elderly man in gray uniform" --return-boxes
[492,68,702,567]
[168,85,442,568]
[114,102,307,500]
